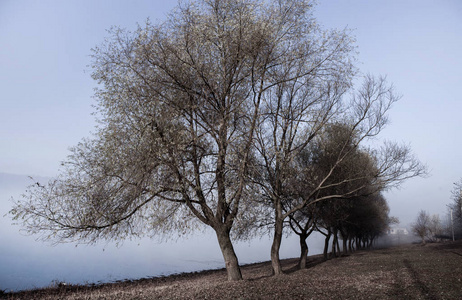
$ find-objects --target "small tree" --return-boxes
[428,214,443,242]
[449,179,462,238]
[412,210,431,244]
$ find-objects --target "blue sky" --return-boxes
[1,0,462,291]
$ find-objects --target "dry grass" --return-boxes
[4,241,462,299]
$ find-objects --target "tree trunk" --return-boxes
[348,237,354,253]
[331,235,336,257]
[298,233,309,269]
[323,230,331,261]
[215,227,242,281]
[336,234,341,255]
[332,229,339,258]
[271,212,283,275]
[270,195,285,276]
[342,237,348,256]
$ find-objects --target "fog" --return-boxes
[0,173,325,291]
[2,0,462,292]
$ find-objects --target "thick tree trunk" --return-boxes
[271,216,284,275]
[215,227,242,281]
[298,233,309,269]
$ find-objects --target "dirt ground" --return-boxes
[4,241,462,299]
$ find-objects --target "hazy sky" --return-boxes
[313,0,462,224]
[1,0,462,291]
[2,0,461,221]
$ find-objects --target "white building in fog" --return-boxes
[387,227,409,235]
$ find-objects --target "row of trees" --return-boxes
[246,122,399,268]
[292,191,394,266]
[9,0,425,281]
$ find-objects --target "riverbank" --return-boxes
[4,241,462,299]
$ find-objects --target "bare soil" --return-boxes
[4,241,462,299]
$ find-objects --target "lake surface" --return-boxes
[0,173,324,291]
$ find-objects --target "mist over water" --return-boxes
[0,173,422,292]
[0,173,324,292]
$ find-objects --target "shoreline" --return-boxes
[4,242,462,299]
[3,254,324,296]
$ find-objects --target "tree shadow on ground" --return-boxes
[247,255,327,281]
[284,255,326,275]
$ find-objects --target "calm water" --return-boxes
[0,173,324,291]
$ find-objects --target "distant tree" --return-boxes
[314,192,393,260]
[428,214,443,242]
[348,193,393,250]
[449,179,462,238]
[411,210,431,244]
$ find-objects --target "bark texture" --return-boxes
[215,228,242,281]
[271,208,284,275]
[298,233,309,269]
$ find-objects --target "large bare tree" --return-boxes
[10,0,357,281]
[9,0,426,281]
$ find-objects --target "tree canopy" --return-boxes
[10,0,426,281]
